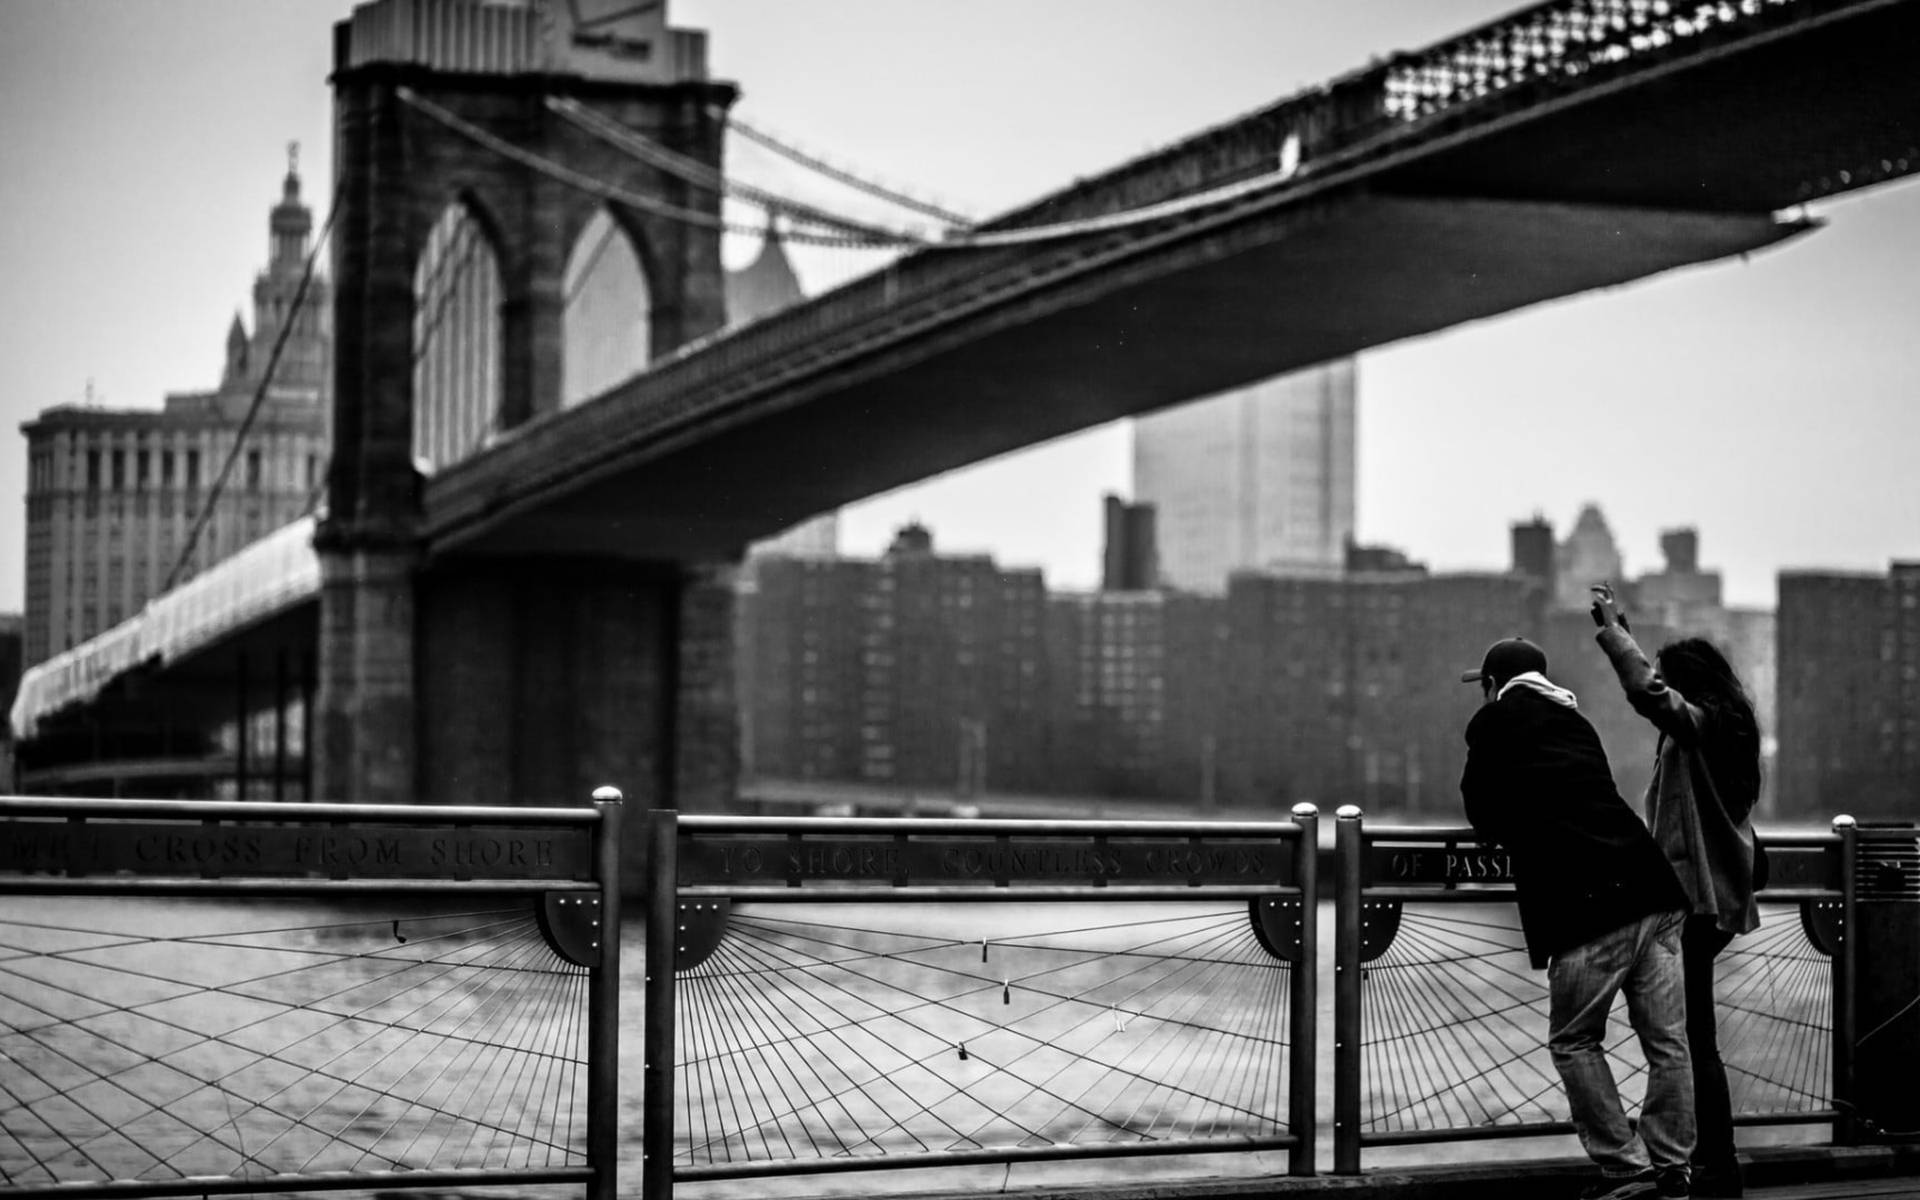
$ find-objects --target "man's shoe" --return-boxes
[1654,1165,1692,1197]
[1577,1169,1660,1200]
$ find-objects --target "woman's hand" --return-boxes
[1590,582,1627,631]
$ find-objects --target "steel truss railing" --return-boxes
[0,792,626,1200]
[1331,807,1860,1174]
[642,807,1322,1194]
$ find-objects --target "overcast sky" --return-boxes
[1,0,1914,612]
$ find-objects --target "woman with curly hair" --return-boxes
[1591,583,1763,1199]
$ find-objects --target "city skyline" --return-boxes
[3,0,1916,615]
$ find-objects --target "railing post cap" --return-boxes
[1335,804,1363,820]
[592,786,625,804]
[1290,802,1320,819]
[1832,813,1857,830]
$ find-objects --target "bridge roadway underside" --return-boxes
[442,196,1804,560]
[426,0,1920,560]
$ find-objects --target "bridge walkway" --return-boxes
[873,1145,1920,1200]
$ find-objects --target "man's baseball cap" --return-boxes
[1460,637,1547,685]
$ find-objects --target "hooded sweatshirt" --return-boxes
[1462,679,1686,968]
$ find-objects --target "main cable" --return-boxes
[413,87,1316,251]
[399,88,915,249]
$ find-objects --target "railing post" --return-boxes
[1333,804,1364,1175]
[1832,813,1858,1146]
[642,808,679,1198]
[588,786,625,1200]
[1288,802,1319,1177]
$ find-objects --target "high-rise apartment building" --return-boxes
[1777,563,1920,819]
[1134,359,1356,593]
[20,160,331,664]
[742,526,1049,793]
[1218,564,1537,813]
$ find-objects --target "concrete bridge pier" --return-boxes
[317,552,739,865]
[313,542,419,806]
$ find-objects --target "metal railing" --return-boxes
[0,790,625,1199]
[640,806,1320,1194]
[1331,806,1858,1173]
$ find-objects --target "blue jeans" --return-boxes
[1548,909,1695,1176]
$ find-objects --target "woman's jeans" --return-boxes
[1549,909,1696,1175]
[1684,915,1740,1172]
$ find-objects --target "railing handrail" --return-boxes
[0,794,603,825]
[676,813,1305,837]
[1358,821,1844,847]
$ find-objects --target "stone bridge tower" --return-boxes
[320,0,739,821]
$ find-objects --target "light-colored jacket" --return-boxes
[1596,626,1761,936]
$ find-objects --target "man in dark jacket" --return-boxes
[1460,637,1694,1200]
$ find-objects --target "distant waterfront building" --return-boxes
[1777,562,1920,819]
[1219,567,1534,813]
[0,614,21,786]
[742,525,1048,794]
[738,557,869,783]
[20,160,330,665]
[1553,502,1625,611]
[1511,514,1556,600]
[1100,494,1158,591]
[1135,359,1356,593]
[1638,528,1724,629]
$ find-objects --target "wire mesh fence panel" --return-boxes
[1718,903,1833,1119]
[673,900,1293,1171]
[1360,901,1638,1136]
[0,895,590,1190]
[1357,899,1834,1141]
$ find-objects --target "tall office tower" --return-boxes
[1100,494,1158,591]
[20,159,331,665]
[1511,514,1556,599]
[1777,563,1920,819]
[1134,359,1356,594]
[1553,502,1624,611]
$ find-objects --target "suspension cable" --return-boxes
[165,182,341,591]
[550,97,933,243]
[409,87,1314,252]
[714,107,975,227]
[304,214,491,519]
[398,88,916,248]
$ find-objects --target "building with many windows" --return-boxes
[1777,562,1920,818]
[742,525,1049,794]
[20,160,330,665]
[1134,359,1355,593]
